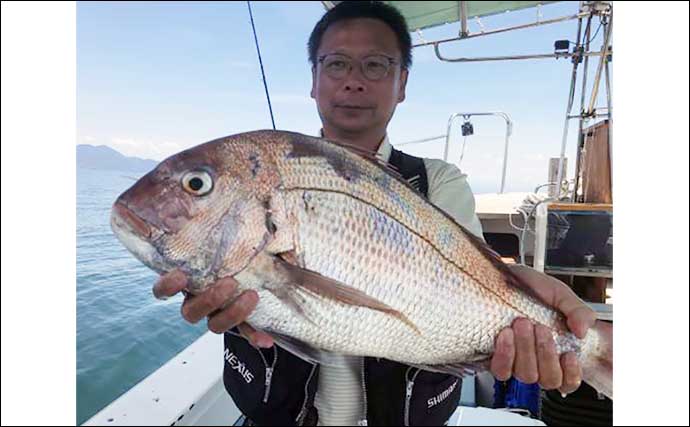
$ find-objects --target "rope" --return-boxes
[247,1,276,130]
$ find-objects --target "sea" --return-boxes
[76,168,207,425]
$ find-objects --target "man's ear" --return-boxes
[310,66,316,99]
[397,68,408,103]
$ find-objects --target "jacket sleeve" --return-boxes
[423,158,485,241]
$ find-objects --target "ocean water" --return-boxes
[76,168,206,425]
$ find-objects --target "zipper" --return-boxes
[225,330,277,404]
[295,363,318,426]
[262,346,278,403]
[358,358,368,426]
[404,367,421,427]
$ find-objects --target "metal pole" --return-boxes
[459,1,468,37]
[567,113,610,119]
[573,14,593,202]
[604,15,613,200]
[555,14,585,199]
[433,46,607,63]
[397,134,447,146]
[414,13,583,48]
[587,15,613,115]
[499,113,513,193]
[444,113,461,162]
[444,112,512,193]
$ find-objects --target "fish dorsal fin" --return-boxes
[316,136,407,183]
[285,131,426,200]
[274,254,420,335]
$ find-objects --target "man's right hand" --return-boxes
[153,269,274,348]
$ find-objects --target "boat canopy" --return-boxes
[323,1,560,31]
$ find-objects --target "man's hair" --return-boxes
[308,1,412,70]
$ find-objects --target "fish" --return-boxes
[110,129,612,399]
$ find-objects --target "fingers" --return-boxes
[492,319,584,395]
[512,318,538,384]
[549,283,596,339]
[509,265,597,340]
[535,325,563,390]
[155,272,270,345]
[510,265,596,339]
[503,265,592,396]
[237,323,275,348]
[506,264,563,304]
[181,277,239,324]
[206,290,259,334]
[558,352,583,395]
[153,269,188,299]
[565,306,597,339]
[490,328,515,381]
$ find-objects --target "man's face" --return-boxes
[311,18,408,137]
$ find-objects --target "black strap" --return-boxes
[388,148,429,198]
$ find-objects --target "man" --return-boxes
[154,2,596,425]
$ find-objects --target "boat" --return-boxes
[84,1,613,425]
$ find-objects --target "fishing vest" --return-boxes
[223,149,462,426]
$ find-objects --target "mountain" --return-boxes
[77,145,158,173]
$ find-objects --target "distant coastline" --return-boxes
[77,145,158,173]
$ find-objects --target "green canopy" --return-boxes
[325,1,559,31]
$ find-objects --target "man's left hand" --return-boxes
[489,264,597,395]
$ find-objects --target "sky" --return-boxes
[77,1,611,194]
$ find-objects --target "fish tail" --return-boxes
[581,320,613,399]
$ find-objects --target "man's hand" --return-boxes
[489,264,596,395]
[153,269,274,348]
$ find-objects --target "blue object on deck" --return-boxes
[493,377,541,417]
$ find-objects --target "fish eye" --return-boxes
[181,170,213,196]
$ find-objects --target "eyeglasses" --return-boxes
[317,53,399,81]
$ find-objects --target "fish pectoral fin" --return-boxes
[273,256,420,335]
[276,250,300,266]
[266,329,362,368]
[266,285,316,327]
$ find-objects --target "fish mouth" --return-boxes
[112,202,152,239]
[111,202,167,273]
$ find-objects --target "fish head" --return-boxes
[110,133,280,290]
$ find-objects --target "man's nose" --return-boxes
[343,67,367,92]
